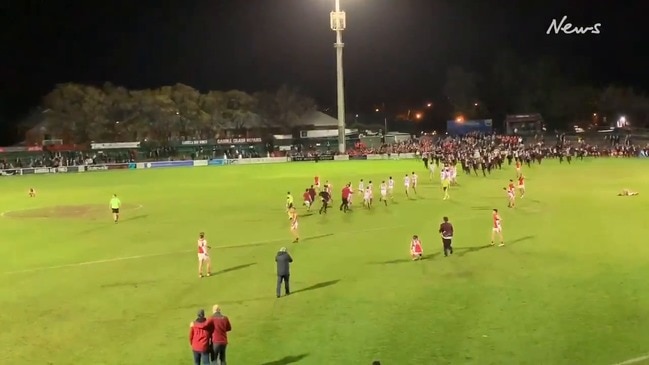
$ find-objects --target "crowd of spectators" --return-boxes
[344,132,649,157]
[1,132,648,170]
[0,150,135,169]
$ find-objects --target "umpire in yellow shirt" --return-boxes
[110,194,121,223]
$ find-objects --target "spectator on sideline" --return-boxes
[276,247,293,298]
[189,309,211,365]
[210,304,232,365]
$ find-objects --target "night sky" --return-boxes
[1,0,647,142]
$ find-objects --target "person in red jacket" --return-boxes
[189,309,211,365]
[210,304,232,365]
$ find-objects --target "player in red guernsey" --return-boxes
[490,209,504,246]
[314,176,321,190]
[302,189,313,211]
[518,175,525,198]
[508,179,515,192]
[197,232,212,278]
[410,235,423,260]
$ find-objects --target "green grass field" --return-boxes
[1,158,649,365]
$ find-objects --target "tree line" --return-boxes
[42,83,317,143]
[442,52,649,129]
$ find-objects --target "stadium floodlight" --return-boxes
[330,0,347,153]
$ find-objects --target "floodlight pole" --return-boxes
[330,0,346,153]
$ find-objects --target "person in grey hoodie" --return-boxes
[275,247,293,298]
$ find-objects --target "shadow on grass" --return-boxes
[125,214,148,221]
[259,353,309,365]
[293,280,340,294]
[212,263,256,276]
[508,235,535,246]
[218,296,271,305]
[304,233,334,242]
[456,245,493,257]
[101,280,157,289]
[374,252,441,264]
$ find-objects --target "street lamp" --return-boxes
[330,0,346,153]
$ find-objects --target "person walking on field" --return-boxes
[276,247,293,298]
[109,194,121,223]
[438,216,454,256]
[189,309,211,365]
[209,304,232,365]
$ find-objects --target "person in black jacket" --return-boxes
[275,247,293,298]
[438,216,454,256]
[318,190,331,214]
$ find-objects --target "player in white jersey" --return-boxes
[197,232,211,278]
[411,172,418,194]
[363,186,373,208]
[429,162,436,180]
[450,166,458,185]
[440,167,446,183]
[358,179,364,196]
[388,177,395,199]
[347,182,354,206]
[404,174,411,197]
[379,181,388,205]
[367,180,373,191]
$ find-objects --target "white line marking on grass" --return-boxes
[2,225,404,275]
[612,354,649,365]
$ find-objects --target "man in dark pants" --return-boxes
[275,247,293,298]
[209,304,232,365]
[318,190,331,214]
[189,309,211,365]
[438,216,454,256]
[340,183,351,212]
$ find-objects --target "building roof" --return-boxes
[298,111,339,127]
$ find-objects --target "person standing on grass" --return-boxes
[109,194,121,223]
[189,309,211,365]
[438,216,454,256]
[209,304,232,365]
[197,232,211,278]
[340,184,351,212]
[276,247,293,298]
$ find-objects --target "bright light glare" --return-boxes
[415,113,422,119]
[375,108,379,112]
[426,103,432,107]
